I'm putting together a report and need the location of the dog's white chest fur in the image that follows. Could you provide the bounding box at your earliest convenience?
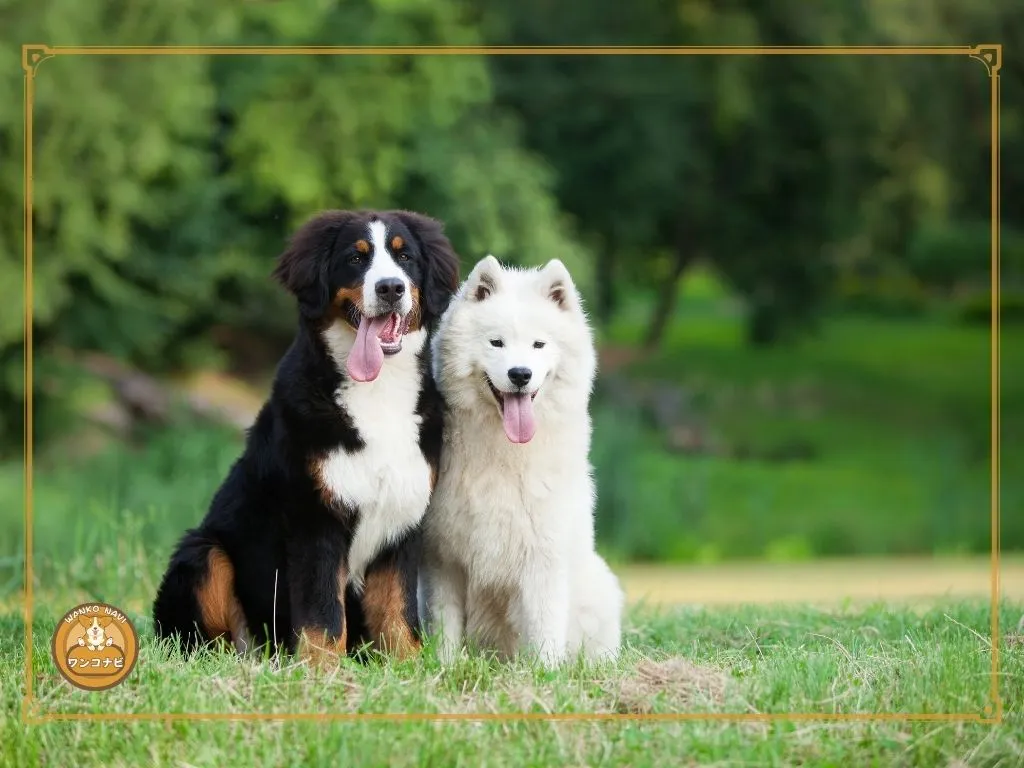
[320,322,432,589]
[430,426,591,578]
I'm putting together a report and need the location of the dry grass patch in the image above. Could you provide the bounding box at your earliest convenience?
[609,657,729,714]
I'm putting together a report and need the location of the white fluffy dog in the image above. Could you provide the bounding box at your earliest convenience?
[420,255,623,666]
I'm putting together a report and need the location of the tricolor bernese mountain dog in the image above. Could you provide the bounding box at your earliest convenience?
[152,209,460,665]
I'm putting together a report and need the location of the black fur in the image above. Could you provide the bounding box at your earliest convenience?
[152,209,460,659]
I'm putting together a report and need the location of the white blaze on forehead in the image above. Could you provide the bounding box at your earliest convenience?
[368,220,390,261]
[362,219,413,316]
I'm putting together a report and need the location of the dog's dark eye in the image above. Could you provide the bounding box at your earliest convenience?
[396,252,410,262]
[489,339,504,348]
[349,254,365,265]
[533,341,546,349]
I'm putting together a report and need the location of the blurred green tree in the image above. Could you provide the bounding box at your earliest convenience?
[477,0,868,345]
[2,0,1021,455]
[478,0,1022,344]
[0,0,590,454]
[0,1,236,452]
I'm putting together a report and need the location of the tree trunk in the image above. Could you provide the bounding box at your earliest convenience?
[643,249,694,350]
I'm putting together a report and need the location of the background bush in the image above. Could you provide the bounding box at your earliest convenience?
[2,0,1021,576]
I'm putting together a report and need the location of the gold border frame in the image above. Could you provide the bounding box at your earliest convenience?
[20,43,1003,725]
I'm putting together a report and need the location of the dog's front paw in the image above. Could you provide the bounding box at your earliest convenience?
[538,653,562,669]
[437,640,462,666]
[536,642,567,669]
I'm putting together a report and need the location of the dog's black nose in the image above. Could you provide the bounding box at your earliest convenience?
[507,367,532,388]
[375,277,406,305]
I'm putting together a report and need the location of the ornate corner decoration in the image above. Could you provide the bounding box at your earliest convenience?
[22,45,56,77]
[969,45,1002,78]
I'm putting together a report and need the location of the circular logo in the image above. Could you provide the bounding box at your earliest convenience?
[51,603,139,691]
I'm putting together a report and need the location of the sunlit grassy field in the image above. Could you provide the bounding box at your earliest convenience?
[5,598,1022,766]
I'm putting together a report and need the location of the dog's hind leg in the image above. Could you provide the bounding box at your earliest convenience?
[153,532,250,656]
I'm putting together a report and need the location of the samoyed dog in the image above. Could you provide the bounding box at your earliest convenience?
[420,255,623,666]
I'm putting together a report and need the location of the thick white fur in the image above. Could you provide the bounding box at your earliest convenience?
[421,256,624,666]
[321,321,432,592]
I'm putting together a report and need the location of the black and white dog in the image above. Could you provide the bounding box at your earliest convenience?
[153,209,460,664]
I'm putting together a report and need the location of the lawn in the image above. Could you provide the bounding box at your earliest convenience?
[4,599,1022,766]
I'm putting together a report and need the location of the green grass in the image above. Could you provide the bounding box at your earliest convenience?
[4,600,1022,766]
[0,420,245,599]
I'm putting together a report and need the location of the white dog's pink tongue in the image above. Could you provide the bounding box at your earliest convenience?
[346,315,390,382]
[502,393,536,444]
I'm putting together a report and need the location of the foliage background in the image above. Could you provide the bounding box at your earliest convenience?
[1,0,1022,588]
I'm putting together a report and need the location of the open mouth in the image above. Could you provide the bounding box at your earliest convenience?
[485,375,538,444]
[343,301,409,355]
[377,312,407,356]
[343,300,412,382]
[485,376,538,409]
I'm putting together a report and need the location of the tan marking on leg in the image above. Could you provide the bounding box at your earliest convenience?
[297,629,343,668]
[297,562,348,667]
[362,565,420,659]
[196,547,250,653]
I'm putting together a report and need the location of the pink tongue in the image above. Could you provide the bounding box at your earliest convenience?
[502,393,537,444]
[346,315,389,382]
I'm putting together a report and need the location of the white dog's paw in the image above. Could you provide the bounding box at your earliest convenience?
[536,643,568,669]
[587,645,619,665]
[538,653,562,669]
[437,641,462,666]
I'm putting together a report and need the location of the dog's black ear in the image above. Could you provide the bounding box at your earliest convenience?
[272,211,354,320]
[392,210,461,325]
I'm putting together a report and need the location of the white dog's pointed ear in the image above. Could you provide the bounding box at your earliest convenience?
[464,254,502,302]
[538,259,579,311]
